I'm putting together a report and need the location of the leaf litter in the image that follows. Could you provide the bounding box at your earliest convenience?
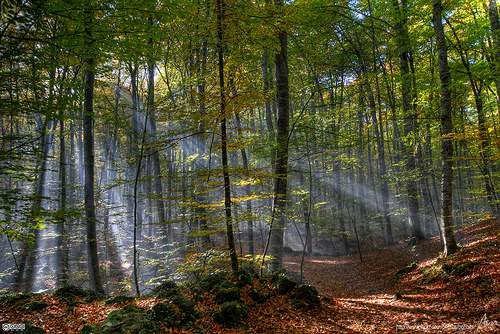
[1,220,499,333]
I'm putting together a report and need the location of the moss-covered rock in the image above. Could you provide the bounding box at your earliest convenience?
[93,306,153,334]
[291,285,320,309]
[151,303,177,325]
[235,270,253,287]
[194,273,226,295]
[25,301,48,311]
[0,293,34,309]
[151,296,200,328]
[215,281,240,304]
[22,321,46,334]
[78,324,97,334]
[53,285,104,303]
[85,289,105,302]
[248,289,267,303]
[54,285,88,300]
[395,263,418,279]
[214,301,249,328]
[105,295,135,305]
[153,280,179,298]
[452,261,480,277]
[270,274,297,295]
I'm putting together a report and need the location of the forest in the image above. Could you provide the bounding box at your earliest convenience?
[1,0,500,332]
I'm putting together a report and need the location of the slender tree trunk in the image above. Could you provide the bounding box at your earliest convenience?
[268,0,290,274]
[235,113,254,256]
[489,0,500,118]
[394,0,423,242]
[57,111,69,286]
[262,0,274,135]
[217,0,238,272]
[83,6,104,292]
[433,0,458,256]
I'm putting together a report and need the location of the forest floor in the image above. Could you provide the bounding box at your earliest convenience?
[1,219,500,333]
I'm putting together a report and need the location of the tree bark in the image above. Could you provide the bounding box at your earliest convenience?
[489,0,500,118]
[394,0,423,242]
[432,0,458,256]
[83,5,104,292]
[217,0,238,272]
[268,0,290,274]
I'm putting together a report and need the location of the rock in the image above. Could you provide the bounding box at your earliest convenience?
[25,301,48,311]
[151,303,176,325]
[194,273,225,295]
[452,261,480,277]
[248,289,267,303]
[78,324,97,334]
[291,285,320,309]
[213,301,249,328]
[235,270,253,287]
[93,306,152,334]
[395,263,418,279]
[271,274,297,295]
[54,286,87,300]
[151,296,200,328]
[23,321,46,334]
[153,280,179,298]
[105,295,135,305]
[215,281,240,304]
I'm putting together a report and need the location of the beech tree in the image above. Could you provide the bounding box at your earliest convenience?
[433,0,458,256]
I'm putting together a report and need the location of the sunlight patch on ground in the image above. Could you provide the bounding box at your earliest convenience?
[308,259,339,265]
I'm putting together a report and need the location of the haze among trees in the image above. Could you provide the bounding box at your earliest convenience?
[1,0,500,296]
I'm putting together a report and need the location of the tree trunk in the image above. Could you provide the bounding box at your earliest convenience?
[57,110,69,287]
[489,0,500,118]
[394,0,423,242]
[268,0,290,274]
[433,0,458,256]
[235,112,254,256]
[83,6,104,292]
[217,0,238,272]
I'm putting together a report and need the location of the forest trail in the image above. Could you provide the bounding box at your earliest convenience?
[1,220,499,333]
[279,219,500,333]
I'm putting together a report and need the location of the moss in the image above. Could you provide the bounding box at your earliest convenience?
[235,270,253,287]
[214,301,249,328]
[270,274,297,295]
[291,285,320,309]
[215,281,240,304]
[25,301,48,311]
[452,261,481,277]
[54,286,87,301]
[248,289,267,303]
[105,295,135,305]
[395,263,418,279]
[0,293,34,309]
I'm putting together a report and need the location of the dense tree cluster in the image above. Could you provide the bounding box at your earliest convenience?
[1,0,499,294]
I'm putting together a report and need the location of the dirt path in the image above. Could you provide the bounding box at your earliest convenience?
[279,220,500,333]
